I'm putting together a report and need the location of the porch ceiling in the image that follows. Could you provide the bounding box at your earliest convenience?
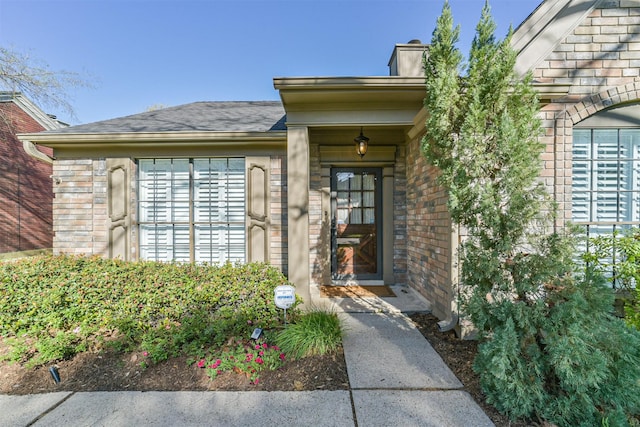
[309,126,408,147]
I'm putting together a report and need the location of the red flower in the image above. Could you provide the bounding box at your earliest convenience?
[197,359,206,368]
[279,353,286,361]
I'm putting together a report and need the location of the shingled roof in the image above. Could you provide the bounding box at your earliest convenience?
[43,101,286,134]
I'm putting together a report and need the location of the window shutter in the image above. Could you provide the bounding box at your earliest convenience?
[572,130,591,223]
[247,157,270,262]
[138,158,247,263]
[572,129,640,236]
[106,158,131,260]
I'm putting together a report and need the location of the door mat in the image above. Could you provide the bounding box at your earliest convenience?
[320,285,396,298]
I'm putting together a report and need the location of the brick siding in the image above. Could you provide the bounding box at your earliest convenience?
[52,159,97,255]
[308,144,326,286]
[53,156,289,270]
[393,147,409,285]
[405,134,453,320]
[270,155,288,274]
[0,102,53,253]
[534,0,640,224]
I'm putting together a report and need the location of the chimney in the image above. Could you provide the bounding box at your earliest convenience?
[388,39,428,77]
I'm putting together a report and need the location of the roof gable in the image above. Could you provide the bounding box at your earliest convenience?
[512,0,603,76]
[0,92,64,130]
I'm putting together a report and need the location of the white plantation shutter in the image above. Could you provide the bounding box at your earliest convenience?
[139,158,246,263]
[139,160,181,261]
[595,130,621,226]
[193,158,246,263]
[571,130,591,223]
[621,129,640,222]
[572,129,640,237]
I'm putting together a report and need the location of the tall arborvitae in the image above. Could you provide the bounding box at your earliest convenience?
[422,2,640,425]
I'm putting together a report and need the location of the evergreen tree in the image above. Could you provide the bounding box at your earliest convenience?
[422,2,640,425]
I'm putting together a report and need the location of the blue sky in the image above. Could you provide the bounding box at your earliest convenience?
[0,0,542,125]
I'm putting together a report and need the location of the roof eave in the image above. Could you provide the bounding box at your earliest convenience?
[274,76,426,111]
[18,130,287,147]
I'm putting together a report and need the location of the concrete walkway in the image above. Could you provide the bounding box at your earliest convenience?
[0,285,494,426]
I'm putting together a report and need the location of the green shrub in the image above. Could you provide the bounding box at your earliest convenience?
[582,228,640,330]
[0,254,299,367]
[474,270,640,426]
[422,3,640,425]
[275,307,343,360]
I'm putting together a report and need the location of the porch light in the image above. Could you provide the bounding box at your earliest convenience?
[354,127,369,158]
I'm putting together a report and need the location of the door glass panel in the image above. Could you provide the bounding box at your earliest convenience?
[363,208,375,224]
[363,174,374,190]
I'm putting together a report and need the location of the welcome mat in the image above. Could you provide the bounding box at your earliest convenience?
[320,285,396,298]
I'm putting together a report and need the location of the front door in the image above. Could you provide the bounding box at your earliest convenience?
[331,168,382,280]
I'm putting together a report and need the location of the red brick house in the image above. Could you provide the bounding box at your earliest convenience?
[17,0,640,326]
[0,92,62,253]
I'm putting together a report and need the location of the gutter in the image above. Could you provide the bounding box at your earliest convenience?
[22,139,54,165]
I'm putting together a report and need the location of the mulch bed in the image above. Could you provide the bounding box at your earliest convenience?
[1,313,539,426]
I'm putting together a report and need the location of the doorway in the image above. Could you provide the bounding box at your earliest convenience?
[331,168,382,281]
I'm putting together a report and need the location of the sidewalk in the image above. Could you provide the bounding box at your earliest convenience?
[0,285,494,426]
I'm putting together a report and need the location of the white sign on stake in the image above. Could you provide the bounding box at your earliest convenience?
[274,285,296,309]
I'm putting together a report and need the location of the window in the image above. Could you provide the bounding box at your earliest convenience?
[572,129,640,236]
[138,158,245,263]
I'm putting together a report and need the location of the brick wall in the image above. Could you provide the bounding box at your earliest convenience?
[52,159,97,255]
[52,156,289,270]
[270,155,288,274]
[534,1,640,223]
[0,102,53,253]
[393,147,408,285]
[405,134,453,320]
[308,144,326,285]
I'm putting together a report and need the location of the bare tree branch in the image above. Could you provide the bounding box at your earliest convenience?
[0,46,94,120]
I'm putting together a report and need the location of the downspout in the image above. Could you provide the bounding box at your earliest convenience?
[437,223,460,333]
[22,139,54,165]
[437,313,459,333]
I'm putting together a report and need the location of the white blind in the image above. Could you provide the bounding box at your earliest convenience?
[139,158,245,263]
[572,129,640,235]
